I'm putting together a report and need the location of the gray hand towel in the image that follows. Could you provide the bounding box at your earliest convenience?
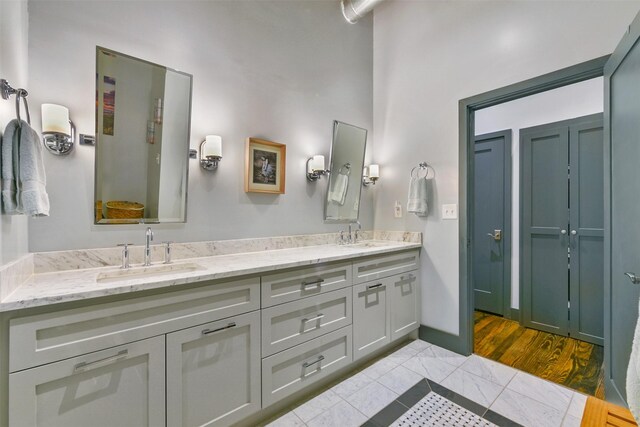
[1,119,20,214]
[329,173,349,206]
[407,176,428,216]
[18,120,49,217]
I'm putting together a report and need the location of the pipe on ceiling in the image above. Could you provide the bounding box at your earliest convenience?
[341,0,386,24]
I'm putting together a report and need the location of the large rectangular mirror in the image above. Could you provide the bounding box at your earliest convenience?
[95,47,193,224]
[324,121,367,223]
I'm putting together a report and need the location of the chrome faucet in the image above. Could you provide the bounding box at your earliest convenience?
[354,221,362,243]
[348,224,353,244]
[144,227,154,266]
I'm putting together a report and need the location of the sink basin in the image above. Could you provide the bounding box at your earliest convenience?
[96,262,204,283]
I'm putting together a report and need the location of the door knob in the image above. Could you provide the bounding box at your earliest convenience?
[487,230,502,241]
[571,230,577,236]
[625,272,640,284]
[561,229,567,235]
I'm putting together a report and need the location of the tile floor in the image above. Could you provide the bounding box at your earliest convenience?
[264,339,588,427]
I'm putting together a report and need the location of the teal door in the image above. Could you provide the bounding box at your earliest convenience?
[521,114,604,342]
[473,131,511,316]
[569,117,605,346]
[521,124,570,336]
[605,12,640,405]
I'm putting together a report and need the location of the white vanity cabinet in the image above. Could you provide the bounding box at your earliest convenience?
[389,272,421,340]
[4,247,421,427]
[9,336,166,427]
[166,311,261,427]
[352,252,421,360]
[353,279,391,361]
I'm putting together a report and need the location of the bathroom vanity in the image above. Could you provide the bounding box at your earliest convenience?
[0,237,421,427]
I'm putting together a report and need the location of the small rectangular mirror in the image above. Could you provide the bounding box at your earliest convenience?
[94,47,193,224]
[324,121,368,223]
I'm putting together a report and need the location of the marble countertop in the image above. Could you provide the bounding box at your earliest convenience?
[0,241,421,312]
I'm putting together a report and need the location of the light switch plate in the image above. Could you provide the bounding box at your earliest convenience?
[442,204,457,220]
[394,201,402,218]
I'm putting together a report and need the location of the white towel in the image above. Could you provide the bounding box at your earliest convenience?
[1,119,20,214]
[407,176,428,216]
[329,173,349,206]
[18,120,49,216]
[627,298,640,422]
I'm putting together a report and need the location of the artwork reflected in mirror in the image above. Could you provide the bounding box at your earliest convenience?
[324,121,367,223]
[94,47,193,224]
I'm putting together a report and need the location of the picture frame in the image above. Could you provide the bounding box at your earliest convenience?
[245,137,286,194]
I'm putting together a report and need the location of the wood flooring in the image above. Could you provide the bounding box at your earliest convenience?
[581,396,637,426]
[474,311,605,398]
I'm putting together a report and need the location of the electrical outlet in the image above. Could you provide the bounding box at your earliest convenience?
[394,201,402,218]
[442,204,457,220]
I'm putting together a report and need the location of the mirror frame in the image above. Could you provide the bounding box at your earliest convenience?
[323,120,368,224]
[94,46,194,225]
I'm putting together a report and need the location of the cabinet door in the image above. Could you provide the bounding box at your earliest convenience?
[166,311,261,427]
[9,336,165,427]
[389,272,421,340]
[352,279,390,361]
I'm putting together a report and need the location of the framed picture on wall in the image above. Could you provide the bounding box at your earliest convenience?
[245,138,286,194]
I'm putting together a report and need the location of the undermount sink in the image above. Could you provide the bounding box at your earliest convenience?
[346,241,392,248]
[96,262,204,283]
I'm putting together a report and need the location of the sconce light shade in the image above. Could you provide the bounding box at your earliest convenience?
[306,154,329,182]
[204,135,222,157]
[200,135,222,171]
[363,163,380,186]
[41,103,74,155]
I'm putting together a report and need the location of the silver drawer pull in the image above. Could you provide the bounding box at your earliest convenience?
[301,313,325,323]
[302,355,325,368]
[367,283,384,290]
[202,322,236,335]
[302,278,325,288]
[73,349,128,373]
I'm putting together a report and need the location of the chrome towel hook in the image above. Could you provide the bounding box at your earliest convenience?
[410,161,434,179]
[1,79,31,125]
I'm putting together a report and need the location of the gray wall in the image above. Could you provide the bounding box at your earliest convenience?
[372,0,640,335]
[26,0,374,252]
[0,0,29,265]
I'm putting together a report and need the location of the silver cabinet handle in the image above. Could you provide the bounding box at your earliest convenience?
[302,278,324,288]
[561,229,567,235]
[367,283,384,290]
[625,272,640,284]
[74,349,128,373]
[571,230,577,236]
[302,313,324,323]
[202,322,236,335]
[302,355,325,368]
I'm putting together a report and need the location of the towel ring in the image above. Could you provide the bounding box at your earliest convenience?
[410,162,433,180]
[339,163,351,175]
[16,90,31,125]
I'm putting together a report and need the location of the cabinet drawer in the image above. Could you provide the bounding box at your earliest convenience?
[262,288,352,356]
[9,277,260,372]
[353,250,419,284]
[262,326,352,407]
[9,336,165,427]
[261,261,352,307]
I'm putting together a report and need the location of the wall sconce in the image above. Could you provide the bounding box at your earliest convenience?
[363,164,379,186]
[306,155,329,182]
[41,103,75,155]
[199,135,222,171]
